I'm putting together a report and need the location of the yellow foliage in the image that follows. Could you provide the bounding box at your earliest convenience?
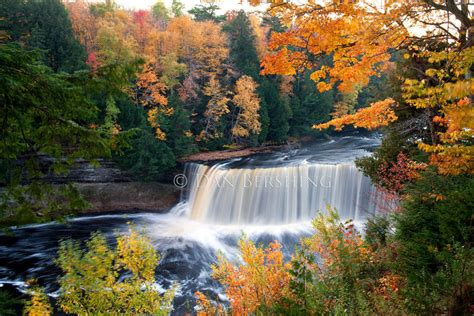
[231,76,262,139]
[201,74,230,140]
[164,16,229,77]
[404,49,474,175]
[314,98,398,131]
[259,1,406,93]
[136,64,173,141]
[24,283,52,316]
[56,228,175,315]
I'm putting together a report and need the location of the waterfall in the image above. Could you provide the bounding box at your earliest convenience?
[179,162,380,225]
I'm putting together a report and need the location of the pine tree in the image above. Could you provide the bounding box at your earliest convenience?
[224,10,261,81]
[1,0,87,72]
[260,78,291,142]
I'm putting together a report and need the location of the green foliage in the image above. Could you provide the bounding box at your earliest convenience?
[0,290,21,316]
[355,131,407,185]
[113,97,177,181]
[223,10,260,81]
[395,170,474,314]
[364,216,392,250]
[0,43,110,225]
[90,0,116,17]
[188,3,225,23]
[163,93,197,157]
[171,0,184,17]
[116,128,175,181]
[289,71,334,137]
[260,79,291,142]
[0,0,86,72]
[152,0,170,22]
[56,229,175,315]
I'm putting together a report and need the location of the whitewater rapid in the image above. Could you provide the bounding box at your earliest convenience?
[0,135,382,314]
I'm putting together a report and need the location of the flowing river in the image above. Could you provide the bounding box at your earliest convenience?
[0,135,382,313]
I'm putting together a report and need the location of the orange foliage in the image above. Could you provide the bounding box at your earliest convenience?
[403,49,474,175]
[136,64,168,107]
[65,0,97,53]
[194,291,225,316]
[136,64,171,140]
[259,1,408,93]
[253,1,472,176]
[314,98,397,131]
[211,239,291,314]
[163,17,229,77]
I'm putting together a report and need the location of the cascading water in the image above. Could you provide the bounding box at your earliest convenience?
[179,162,378,225]
[0,135,383,314]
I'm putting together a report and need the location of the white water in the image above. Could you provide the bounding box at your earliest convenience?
[174,160,380,225]
[0,136,383,313]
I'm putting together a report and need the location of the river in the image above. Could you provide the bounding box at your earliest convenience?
[0,135,382,314]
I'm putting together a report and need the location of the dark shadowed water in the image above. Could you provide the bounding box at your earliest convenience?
[0,135,380,314]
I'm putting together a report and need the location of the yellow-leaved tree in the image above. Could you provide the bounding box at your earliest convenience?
[55,228,175,315]
[23,281,52,316]
[200,74,231,140]
[231,76,262,141]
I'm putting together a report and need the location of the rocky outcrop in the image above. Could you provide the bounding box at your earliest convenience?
[38,157,132,183]
[14,156,181,213]
[77,182,180,213]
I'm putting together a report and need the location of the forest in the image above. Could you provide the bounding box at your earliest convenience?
[0,0,472,315]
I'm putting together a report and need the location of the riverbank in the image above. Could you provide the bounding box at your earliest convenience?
[179,140,304,163]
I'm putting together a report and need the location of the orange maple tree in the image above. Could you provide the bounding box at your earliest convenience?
[249,0,473,175]
[210,239,291,314]
[314,98,398,131]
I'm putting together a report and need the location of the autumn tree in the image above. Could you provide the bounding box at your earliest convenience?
[164,16,229,78]
[56,228,175,314]
[252,0,473,175]
[65,0,97,54]
[135,64,171,141]
[211,238,291,314]
[231,76,262,141]
[95,10,138,64]
[200,75,231,140]
[24,284,52,316]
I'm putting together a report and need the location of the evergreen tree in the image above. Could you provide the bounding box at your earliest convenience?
[260,79,291,142]
[0,0,86,72]
[114,97,176,181]
[171,0,184,17]
[188,2,225,23]
[290,71,334,136]
[163,92,196,157]
[223,10,260,81]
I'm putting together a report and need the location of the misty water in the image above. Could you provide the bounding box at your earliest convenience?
[0,135,382,313]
